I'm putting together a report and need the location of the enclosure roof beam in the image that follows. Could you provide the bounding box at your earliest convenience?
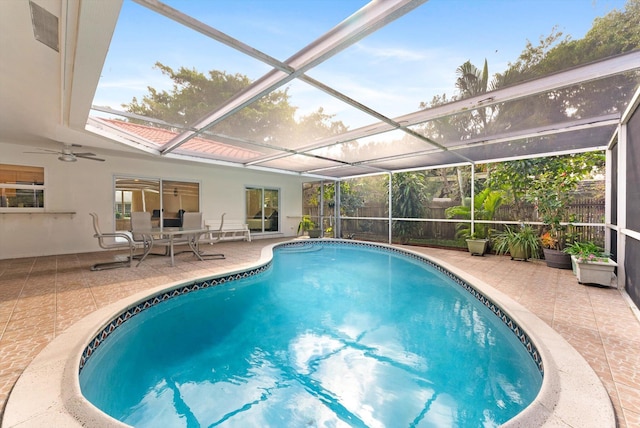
[133,0,428,155]
[299,50,640,154]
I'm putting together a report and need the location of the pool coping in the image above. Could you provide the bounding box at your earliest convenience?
[2,240,615,427]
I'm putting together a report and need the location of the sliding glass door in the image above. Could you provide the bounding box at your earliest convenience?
[246,187,279,233]
[162,180,200,227]
[114,177,199,231]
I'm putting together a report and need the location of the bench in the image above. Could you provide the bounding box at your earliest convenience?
[205,213,251,243]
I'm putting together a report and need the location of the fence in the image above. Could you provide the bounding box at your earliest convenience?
[309,195,606,248]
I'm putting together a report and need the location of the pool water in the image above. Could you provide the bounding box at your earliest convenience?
[80,243,542,427]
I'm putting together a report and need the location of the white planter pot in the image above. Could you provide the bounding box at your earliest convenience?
[571,255,617,286]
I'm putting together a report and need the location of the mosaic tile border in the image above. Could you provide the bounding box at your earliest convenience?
[80,240,543,377]
[279,240,544,376]
[79,263,271,372]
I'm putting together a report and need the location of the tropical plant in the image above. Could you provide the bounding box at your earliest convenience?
[493,225,542,261]
[445,188,503,239]
[297,215,315,235]
[390,172,428,243]
[527,176,576,250]
[564,241,610,263]
[454,59,498,133]
[488,153,604,225]
[523,154,602,250]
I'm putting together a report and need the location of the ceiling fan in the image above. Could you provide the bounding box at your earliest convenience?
[24,143,105,162]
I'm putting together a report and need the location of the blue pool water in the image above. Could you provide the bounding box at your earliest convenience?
[80,242,542,427]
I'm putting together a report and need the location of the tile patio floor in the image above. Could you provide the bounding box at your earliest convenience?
[0,239,638,427]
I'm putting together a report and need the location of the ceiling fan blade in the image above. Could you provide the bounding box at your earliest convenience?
[24,149,59,154]
[72,152,96,156]
[75,154,105,162]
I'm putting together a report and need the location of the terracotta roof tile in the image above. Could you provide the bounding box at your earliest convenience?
[101,119,261,161]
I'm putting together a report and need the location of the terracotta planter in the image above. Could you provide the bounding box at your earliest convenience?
[543,248,572,269]
[571,255,617,286]
[466,239,488,256]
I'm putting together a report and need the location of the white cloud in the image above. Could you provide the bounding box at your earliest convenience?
[354,42,430,63]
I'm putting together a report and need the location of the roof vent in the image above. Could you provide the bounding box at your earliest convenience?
[29,1,59,52]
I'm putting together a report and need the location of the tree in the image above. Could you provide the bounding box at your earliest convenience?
[294,107,349,143]
[320,181,366,217]
[419,0,639,146]
[416,0,634,224]
[390,172,428,243]
[125,63,259,129]
[486,152,605,224]
[454,59,498,136]
[123,62,347,145]
[494,0,640,126]
[414,59,498,204]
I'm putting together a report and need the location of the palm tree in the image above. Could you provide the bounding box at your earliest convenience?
[454,59,497,135]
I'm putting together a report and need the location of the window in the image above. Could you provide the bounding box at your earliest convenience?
[114,190,133,218]
[0,164,45,209]
[246,187,279,233]
[114,177,199,230]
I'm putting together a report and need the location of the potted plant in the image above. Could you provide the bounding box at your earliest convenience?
[464,232,489,256]
[540,230,573,269]
[493,224,541,261]
[564,241,617,286]
[297,215,321,238]
[324,226,334,238]
[526,170,579,269]
[445,188,503,256]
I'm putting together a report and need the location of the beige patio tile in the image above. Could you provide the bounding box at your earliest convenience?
[3,314,55,336]
[0,241,639,426]
[7,305,52,322]
[624,408,640,428]
[617,382,640,416]
[601,340,640,389]
[56,288,93,305]
[0,284,23,301]
[0,369,22,412]
[0,333,53,369]
[601,378,626,428]
[56,307,97,333]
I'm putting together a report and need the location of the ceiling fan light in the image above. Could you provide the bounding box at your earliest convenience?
[58,154,76,162]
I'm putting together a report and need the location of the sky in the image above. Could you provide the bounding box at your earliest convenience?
[94,0,629,131]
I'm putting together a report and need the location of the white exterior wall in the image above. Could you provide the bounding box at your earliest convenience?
[0,141,306,259]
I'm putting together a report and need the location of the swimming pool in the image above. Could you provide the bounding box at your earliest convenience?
[79,241,543,427]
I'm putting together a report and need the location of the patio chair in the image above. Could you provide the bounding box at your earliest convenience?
[180,212,225,260]
[89,212,135,271]
[130,211,170,265]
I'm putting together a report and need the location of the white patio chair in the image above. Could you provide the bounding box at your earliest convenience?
[180,212,225,260]
[89,212,135,270]
[130,211,170,265]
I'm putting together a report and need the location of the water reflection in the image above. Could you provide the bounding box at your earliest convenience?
[82,244,541,427]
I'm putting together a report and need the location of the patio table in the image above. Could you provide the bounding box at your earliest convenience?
[134,227,210,266]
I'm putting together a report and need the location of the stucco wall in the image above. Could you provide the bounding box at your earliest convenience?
[0,141,306,259]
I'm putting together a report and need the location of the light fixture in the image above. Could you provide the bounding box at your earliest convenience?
[58,154,77,162]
